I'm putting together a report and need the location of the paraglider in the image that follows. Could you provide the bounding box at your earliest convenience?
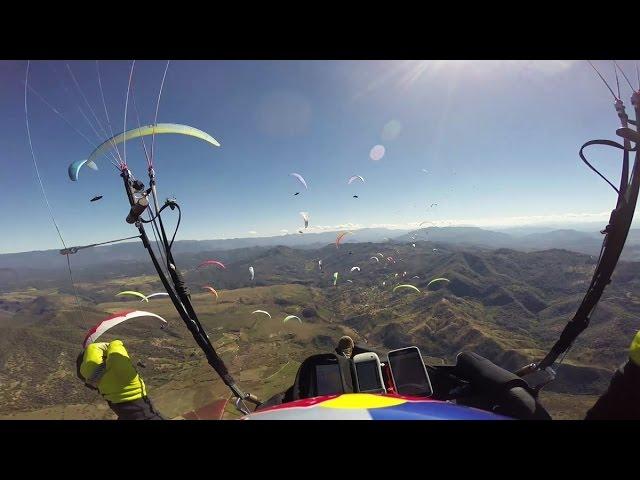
[347,175,365,184]
[116,291,149,302]
[90,195,103,202]
[249,266,255,281]
[427,277,450,289]
[283,315,302,325]
[146,292,169,300]
[83,310,167,348]
[333,272,339,286]
[252,310,271,319]
[393,284,421,294]
[294,192,300,196]
[68,160,98,182]
[347,279,353,283]
[430,203,438,208]
[300,212,309,228]
[350,266,360,273]
[290,173,308,190]
[335,231,351,248]
[412,243,416,248]
[318,259,323,271]
[433,248,439,253]
[377,253,385,258]
[69,123,221,181]
[197,260,226,270]
[370,256,379,262]
[202,286,219,300]
[353,195,359,198]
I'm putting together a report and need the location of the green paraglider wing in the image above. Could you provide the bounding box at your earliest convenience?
[69,123,221,181]
[116,291,149,302]
[427,277,450,289]
[393,284,421,294]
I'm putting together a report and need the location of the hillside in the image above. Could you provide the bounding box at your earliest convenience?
[1,241,639,419]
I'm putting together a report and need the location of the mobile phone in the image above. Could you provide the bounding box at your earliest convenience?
[387,346,433,397]
[353,352,386,394]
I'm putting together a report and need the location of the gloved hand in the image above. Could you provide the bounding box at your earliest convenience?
[629,330,640,367]
[77,340,147,404]
[585,329,640,419]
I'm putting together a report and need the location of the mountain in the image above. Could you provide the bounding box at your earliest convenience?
[2,240,640,419]
[4,226,640,291]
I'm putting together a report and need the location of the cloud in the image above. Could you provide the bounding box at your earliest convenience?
[329,212,612,233]
[280,229,289,234]
[308,223,364,232]
[248,231,257,235]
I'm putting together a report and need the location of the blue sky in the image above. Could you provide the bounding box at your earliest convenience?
[0,60,637,254]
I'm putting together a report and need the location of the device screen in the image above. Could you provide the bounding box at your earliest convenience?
[315,363,343,396]
[355,360,383,392]
[388,348,433,396]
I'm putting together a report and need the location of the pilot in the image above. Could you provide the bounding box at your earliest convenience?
[77,340,164,420]
[336,335,355,359]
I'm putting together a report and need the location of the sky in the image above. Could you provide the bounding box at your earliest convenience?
[0,59,638,254]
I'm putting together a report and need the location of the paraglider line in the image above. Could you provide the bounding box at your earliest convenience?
[25,60,86,324]
[150,60,170,166]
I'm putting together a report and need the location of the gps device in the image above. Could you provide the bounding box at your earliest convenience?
[353,352,386,394]
[387,346,433,397]
[314,361,344,396]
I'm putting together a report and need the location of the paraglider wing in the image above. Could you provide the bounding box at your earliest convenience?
[197,260,226,270]
[335,231,351,248]
[146,292,169,300]
[300,212,309,228]
[350,266,360,272]
[333,272,339,286]
[318,259,323,271]
[283,315,302,325]
[251,310,272,319]
[69,159,94,181]
[90,195,103,202]
[83,310,167,348]
[69,123,221,181]
[347,175,365,184]
[290,173,308,190]
[393,284,421,294]
[249,266,255,281]
[427,277,450,289]
[116,291,149,302]
[377,253,385,258]
[370,256,379,262]
[202,286,219,300]
[347,279,353,283]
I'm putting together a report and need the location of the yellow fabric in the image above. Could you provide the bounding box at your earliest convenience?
[319,393,406,409]
[88,123,220,166]
[630,330,640,367]
[80,340,146,404]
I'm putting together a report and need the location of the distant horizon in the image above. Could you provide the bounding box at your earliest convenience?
[0,218,625,256]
